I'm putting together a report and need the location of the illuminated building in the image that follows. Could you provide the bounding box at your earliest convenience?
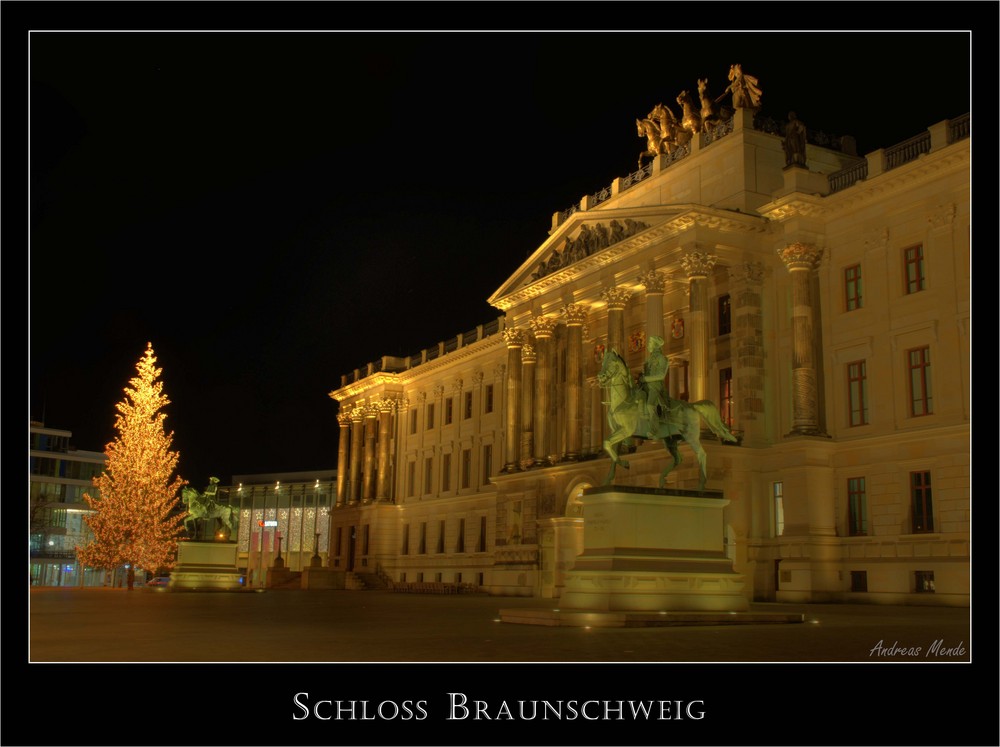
[327,107,970,605]
[29,421,106,587]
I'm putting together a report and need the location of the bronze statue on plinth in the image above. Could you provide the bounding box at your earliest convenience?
[597,338,736,490]
[181,477,237,541]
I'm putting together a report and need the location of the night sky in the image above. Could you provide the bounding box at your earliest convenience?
[25,23,975,488]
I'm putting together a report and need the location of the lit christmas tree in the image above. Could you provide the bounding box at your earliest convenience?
[77,343,187,590]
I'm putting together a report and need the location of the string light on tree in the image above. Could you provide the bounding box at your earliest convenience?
[76,343,187,590]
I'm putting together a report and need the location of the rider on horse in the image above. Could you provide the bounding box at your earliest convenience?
[636,335,678,439]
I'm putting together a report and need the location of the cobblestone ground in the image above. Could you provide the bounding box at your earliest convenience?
[28,588,972,663]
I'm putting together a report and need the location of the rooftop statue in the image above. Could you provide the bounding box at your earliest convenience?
[676,90,703,138]
[636,116,667,168]
[783,111,808,167]
[719,63,762,111]
[182,476,238,540]
[697,78,732,132]
[597,341,737,491]
[649,102,690,154]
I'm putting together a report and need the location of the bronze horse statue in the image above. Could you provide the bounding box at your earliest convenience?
[636,117,667,168]
[182,477,237,539]
[676,90,703,139]
[597,349,736,490]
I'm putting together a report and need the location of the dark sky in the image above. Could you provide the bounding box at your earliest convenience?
[24,22,975,488]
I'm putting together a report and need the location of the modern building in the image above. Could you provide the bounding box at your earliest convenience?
[326,92,970,606]
[29,421,107,587]
[220,470,336,584]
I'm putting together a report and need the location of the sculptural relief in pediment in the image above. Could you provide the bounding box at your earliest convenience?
[528,218,649,285]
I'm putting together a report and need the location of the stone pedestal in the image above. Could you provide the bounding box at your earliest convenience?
[499,487,805,628]
[171,541,244,591]
[558,486,748,612]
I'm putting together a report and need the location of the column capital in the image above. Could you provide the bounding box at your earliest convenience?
[521,342,536,363]
[637,269,667,294]
[778,242,823,270]
[432,383,446,398]
[529,315,557,338]
[502,328,526,348]
[680,252,718,279]
[337,411,353,426]
[375,396,397,414]
[600,286,633,310]
[415,391,427,404]
[363,403,378,419]
[451,378,464,393]
[562,303,589,326]
[350,407,365,423]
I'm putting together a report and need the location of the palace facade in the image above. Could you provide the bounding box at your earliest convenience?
[326,102,970,606]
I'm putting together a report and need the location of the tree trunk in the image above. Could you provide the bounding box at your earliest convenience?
[127,566,135,591]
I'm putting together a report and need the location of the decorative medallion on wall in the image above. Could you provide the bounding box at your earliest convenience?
[671,317,685,339]
[628,330,646,353]
[594,343,606,362]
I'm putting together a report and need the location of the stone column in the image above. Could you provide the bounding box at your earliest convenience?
[779,242,825,435]
[562,303,588,461]
[680,252,717,402]
[501,328,525,473]
[520,341,536,468]
[336,411,351,507]
[375,397,395,501]
[729,262,766,442]
[361,405,378,502]
[601,286,632,356]
[348,408,364,504]
[530,315,556,465]
[637,269,667,342]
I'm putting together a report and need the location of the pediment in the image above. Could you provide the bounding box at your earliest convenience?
[489,213,657,308]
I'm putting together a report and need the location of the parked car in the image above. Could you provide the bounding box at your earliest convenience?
[147,576,170,587]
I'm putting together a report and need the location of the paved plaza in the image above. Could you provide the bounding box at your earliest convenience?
[28,587,972,663]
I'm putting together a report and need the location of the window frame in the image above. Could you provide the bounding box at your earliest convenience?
[903,244,926,294]
[847,476,867,536]
[847,359,869,427]
[910,471,933,533]
[717,294,732,336]
[906,346,933,417]
[844,263,863,311]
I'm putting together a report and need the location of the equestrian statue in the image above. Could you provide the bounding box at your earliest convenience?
[182,476,238,540]
[597,336,736,490]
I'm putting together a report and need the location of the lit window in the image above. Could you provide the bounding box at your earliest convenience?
[904,245,926,294]
[907,347,932,417]
[847,360,869,426]
[719,367,733,427]
[915,570,935,593]
[844,264,862,310]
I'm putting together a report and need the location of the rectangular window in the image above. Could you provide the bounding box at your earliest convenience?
[719,367,733,428]
[904,245,926,294]
[423,456,433,494]
[717,294,732,335]
[441,453,451,492]
[482,444,493,484]
[461,449,471,489]
[478,516,487,552]
[426,403,435,430]
[464,391,473,419]
[362,524,370,555]
[457,518,465,553]
[409,409,417,434]
[850,571,868,593]
[419,522,427,554]
[484,384,494,414]
[406,462,416,497]
[847,360,869,426]
[907,347,932,416]
[911,471,933,533]
[773,481,784,537]
[401,524,409,555]
[847,477,867,536]
[436,520,445,553]
[844,264,863,311]
[444,397,453,425]
[915,570,935,593]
